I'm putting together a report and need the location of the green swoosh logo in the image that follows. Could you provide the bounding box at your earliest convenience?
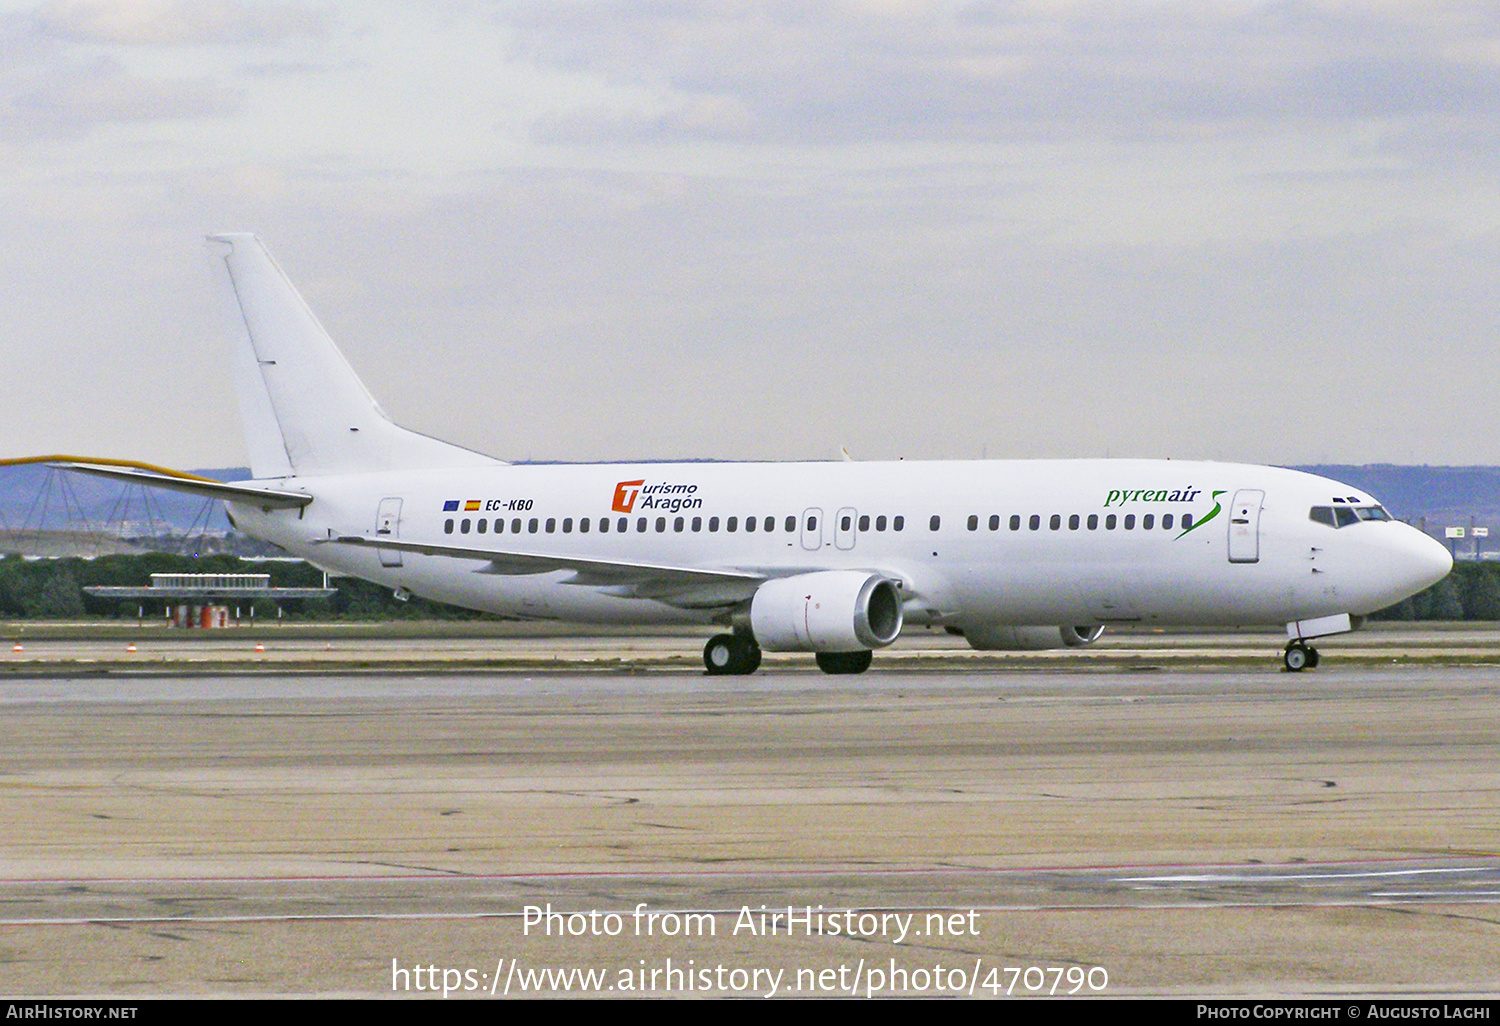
[1176,490,1225,540]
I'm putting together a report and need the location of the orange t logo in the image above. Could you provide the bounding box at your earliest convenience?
[612,480,645,513]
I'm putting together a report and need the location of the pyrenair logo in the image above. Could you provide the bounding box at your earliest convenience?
[1101,486,1225,540]
[1103,487,1203,508]
[611,480,702,514]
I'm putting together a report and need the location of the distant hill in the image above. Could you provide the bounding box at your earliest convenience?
[1289,465,1500,529]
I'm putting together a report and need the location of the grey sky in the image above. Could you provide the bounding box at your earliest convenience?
[2,0,1497,468]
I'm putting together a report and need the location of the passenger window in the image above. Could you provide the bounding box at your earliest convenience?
[1029,515,1040,531]
[444,519,454,534]
[894,516,905,531]
[1162,514,1173,530]
[529,518,539,533]
[1087,514,1098,530]
[807,516,818,532]
[495,518,505,534]
[876,515,887,531]
[1068,514,1080,530]
[1049,514,1061,530]
[656,517,667,532]
[599,517,609,534]
[708,517,719,532]
[546,518,556,533]
[967,515,978,531]
[1142,514,1154,530]
[673,517,683,532]
[842,515,852,531]
[562,518,572,533]
[1181,514,1192,530]
[858,515,869,532]
[461,519,471,534]
[746,517,757,533]
[513,519,523,533]
[785,516,796,532]
[617,517,628,532]
[477,518,487,533]
[930,515,941,531]
[727,516,738,532]
[1124,514,1135,529]
[636,517,646,532]
[1106,514,1117,530]
[765,517,775,532]
[1010,515,1020,531]
[989,515,1000,531]
[580,518,590,533]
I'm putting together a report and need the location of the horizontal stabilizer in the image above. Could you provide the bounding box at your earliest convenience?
[55,461,312,510]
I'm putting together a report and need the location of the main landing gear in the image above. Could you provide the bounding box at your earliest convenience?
[702,636,876,675]
[1283,641,1321,672]
[704,634,761,675]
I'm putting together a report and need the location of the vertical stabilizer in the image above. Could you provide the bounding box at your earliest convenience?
[206,233,499,478]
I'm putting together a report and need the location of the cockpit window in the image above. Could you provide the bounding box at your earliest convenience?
[1311,504,1392,527]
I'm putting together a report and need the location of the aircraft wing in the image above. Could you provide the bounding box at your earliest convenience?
[325,535,767,608]
[52,461,313,509]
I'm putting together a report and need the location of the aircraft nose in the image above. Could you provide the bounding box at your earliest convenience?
[1392,525,1453,594]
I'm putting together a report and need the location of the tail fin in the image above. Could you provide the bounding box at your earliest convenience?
[206,233,500,478]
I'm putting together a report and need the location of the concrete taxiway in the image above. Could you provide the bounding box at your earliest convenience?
[0,628,1497,997]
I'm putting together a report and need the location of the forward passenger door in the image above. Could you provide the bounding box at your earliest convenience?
[1227,489,1264,564]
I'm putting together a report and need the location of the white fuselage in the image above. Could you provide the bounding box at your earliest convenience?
[228,458,1452,632]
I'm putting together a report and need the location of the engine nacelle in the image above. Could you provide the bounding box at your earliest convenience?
[749,571,903,652]
[961,624,1106,651]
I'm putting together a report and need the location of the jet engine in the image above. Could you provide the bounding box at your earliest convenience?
[960,624,1106,651]
[748,571,903,652]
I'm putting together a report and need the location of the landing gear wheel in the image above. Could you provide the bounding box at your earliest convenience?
[1283,642,1312,672]
[815,650,873,675]
[1306,646,1320,668]
[703,634,762,675]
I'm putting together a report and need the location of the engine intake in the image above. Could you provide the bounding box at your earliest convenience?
[749,571,903,652]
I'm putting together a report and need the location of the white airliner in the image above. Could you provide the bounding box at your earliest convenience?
[58,235,1452,674]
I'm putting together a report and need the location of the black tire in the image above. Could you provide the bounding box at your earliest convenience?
[704,634,762,675]
[1283,644,1309,672]
[736,636,763,675]
[815,649,873,675]
[1306,647,1320,668]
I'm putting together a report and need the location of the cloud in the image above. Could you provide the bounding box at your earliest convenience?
[0,10,243,138]
[504,0,1500,145]
[6,54,236,130]
[31,0,326,46]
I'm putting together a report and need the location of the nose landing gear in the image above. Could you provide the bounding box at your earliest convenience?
[1283,641,1321,672]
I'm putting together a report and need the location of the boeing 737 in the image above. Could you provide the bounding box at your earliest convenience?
[55,234,1452,674]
